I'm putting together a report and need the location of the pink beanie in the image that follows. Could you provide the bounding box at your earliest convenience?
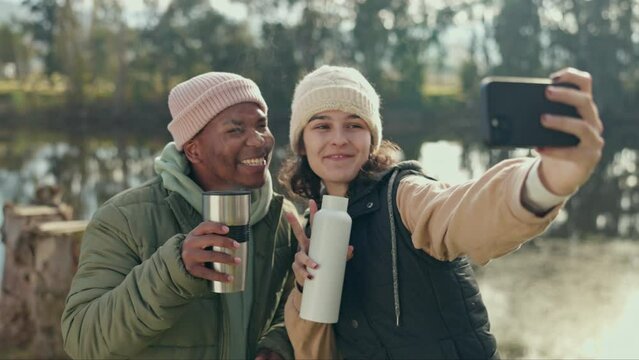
[167,72,268,150]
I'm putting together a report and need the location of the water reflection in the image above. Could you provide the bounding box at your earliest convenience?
[478,240,639,358]
[584,286,639,358]
[420,141,476,184]
[0,140,163,219]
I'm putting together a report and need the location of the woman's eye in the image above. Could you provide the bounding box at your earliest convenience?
[228,127,243,133]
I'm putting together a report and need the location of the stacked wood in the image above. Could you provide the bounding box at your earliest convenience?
[0,204,87,359]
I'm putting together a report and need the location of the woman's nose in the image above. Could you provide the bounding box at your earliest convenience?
[330,129,348,146]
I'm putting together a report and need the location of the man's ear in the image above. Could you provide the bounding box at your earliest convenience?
[182,139,202,164]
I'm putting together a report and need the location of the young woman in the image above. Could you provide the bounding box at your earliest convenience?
[278,65,604,359]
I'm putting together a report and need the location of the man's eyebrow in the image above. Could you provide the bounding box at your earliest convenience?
[224,116,267,125]
[222,118,244,126]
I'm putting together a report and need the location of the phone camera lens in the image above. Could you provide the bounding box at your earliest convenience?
[491,116,512,145]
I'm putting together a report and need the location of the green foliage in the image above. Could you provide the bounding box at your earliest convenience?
[3,0,637,148]
[0,25,16,65]
[21,0,60,77]
[258,21,300,126]
[459,56,479,96]
[494,0,543,76]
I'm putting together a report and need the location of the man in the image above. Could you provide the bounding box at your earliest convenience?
[61,72,298,359]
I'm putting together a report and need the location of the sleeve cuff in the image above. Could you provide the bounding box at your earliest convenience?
[522,159,569,214]
[158,233,210,298]
[291,287,303,312]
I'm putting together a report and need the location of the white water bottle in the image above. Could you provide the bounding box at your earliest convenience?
[300,195,352,323]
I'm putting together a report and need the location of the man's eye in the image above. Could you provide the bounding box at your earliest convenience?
[228,127,243,133]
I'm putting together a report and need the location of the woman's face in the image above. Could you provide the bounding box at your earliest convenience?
[301,110,372,196]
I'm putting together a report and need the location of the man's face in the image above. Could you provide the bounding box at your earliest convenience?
[184,102,274,191]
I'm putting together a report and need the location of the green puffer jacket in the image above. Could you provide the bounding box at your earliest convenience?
[61,176,297,359]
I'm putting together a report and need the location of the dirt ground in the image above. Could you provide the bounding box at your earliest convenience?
[475,238,639,359]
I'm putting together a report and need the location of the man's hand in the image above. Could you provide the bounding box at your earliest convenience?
[536,67,605,196]
[181,221,241,282]
[255,348,283,360]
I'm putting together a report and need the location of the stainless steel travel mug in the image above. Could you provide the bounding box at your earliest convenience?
[202,190,251,293]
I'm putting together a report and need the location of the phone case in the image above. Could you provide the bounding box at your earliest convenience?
[480,77,581,147]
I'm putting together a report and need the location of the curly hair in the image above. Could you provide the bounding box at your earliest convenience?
[277,140,403,203]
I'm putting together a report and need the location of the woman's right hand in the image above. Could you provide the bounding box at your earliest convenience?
[285,199,353,289]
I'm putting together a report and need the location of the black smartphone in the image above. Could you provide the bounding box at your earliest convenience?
[480,76,581,147]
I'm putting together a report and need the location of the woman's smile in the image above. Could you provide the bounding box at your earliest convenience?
[324,153,354,160]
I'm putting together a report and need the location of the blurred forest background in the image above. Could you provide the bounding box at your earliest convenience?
[0,0,637,236]
[0,0,638,236]
[0,0,638,358]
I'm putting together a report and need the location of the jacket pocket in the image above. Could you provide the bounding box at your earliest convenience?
[152,298,220,347]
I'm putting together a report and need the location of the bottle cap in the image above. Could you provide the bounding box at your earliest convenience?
[322,195,349,211]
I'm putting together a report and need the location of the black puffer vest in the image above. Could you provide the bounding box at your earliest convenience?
[333,161,498,359]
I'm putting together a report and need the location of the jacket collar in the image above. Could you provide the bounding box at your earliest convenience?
[346,161,424,218]
[165,190,201,234]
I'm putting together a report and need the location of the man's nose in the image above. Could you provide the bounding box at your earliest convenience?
[246,130,266,146]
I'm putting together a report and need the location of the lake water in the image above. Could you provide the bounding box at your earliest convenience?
[477,239,639,358]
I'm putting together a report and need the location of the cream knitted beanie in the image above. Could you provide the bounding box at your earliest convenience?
[289,65,382,154]
[167,72,268,151]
